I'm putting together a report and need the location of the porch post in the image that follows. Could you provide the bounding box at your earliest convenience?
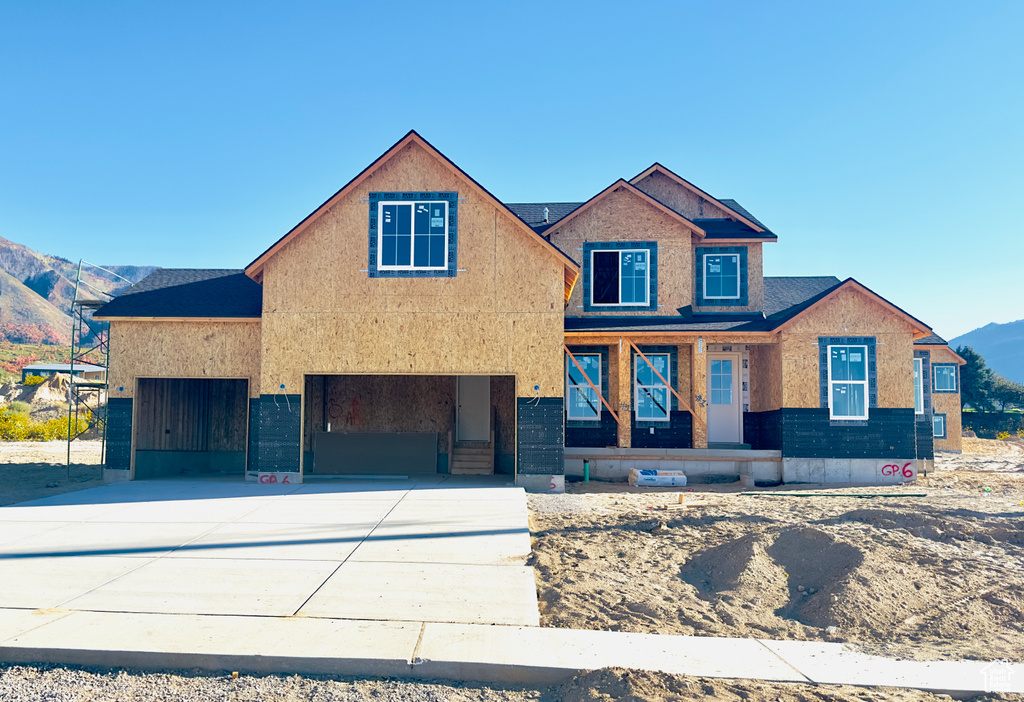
[691,342,708,448]
[616,339,632,448]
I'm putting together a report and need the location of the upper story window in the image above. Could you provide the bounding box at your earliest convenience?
[703,253,740,300]
[695,246,748,307]
[367,192,458,278]
[828,344,869,420]
[582,241,658,312]
[933,364,959,393]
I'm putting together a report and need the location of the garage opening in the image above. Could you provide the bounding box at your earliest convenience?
[134,378,249,479]
[303,375,515,476]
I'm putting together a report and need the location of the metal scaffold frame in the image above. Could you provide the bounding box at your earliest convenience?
[66,261,133,466]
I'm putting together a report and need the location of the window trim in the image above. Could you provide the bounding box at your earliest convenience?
[589,248,650,307]
[694,245,748,307]
[581,241,658,312]
[702,253,741,300]
[933,363,959,393]
[376,200,449,272]
[933,413,947,439]
[565,353,602,422]
[827,344,870,420]
[634,353,671,422]
[367,191,459,278]
[913,358,924,415]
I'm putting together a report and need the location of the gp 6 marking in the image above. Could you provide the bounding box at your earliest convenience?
[881,462,915,479]
[258,473,292,484]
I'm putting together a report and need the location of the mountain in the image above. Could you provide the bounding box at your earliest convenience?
[950,319,1024,383]
[0,235,157,344]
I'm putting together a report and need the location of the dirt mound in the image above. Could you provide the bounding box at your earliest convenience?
[559,668,959,702]
[17,373,70,406]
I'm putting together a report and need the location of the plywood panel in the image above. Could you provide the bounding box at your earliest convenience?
[780,287,916,409]
[749,342,782,412]
[632,171,734,221]
[549,186,694,316]
[259,141,565,400]
[108,321,261,400]
[933,392,962,451]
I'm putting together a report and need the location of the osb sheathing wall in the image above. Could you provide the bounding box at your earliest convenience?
[749,342,783,412]
[693,242,765,314]
[779,288,915,409]
[548,186,695,316]
[259,141,565,397]
[928,346,963,451]
[107,321,262,400]
[632,172,734,220]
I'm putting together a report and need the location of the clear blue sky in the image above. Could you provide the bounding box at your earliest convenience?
[1,1,1021,339]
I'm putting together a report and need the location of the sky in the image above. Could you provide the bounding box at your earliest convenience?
[1,1,1021,339]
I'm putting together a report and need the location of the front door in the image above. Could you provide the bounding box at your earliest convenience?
[706,354,741,444]
[457,376,490,441]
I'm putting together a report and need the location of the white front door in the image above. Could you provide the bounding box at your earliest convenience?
[706,354,741,444]
[457,376,490,441]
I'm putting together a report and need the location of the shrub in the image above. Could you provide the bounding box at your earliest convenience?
[23,374,46,386]
[996,431,1011,440]
[9,401,30,414]
[0,409,90,441]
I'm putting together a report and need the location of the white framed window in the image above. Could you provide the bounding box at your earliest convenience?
[635,354,670,421]
[933,364,958,392]
[377,200,448,270]
[913,358,924,414]
[828,345,868,420]
[933,413,946,439]
[566,354,601,421]
[591,249,649,306]
[703,253,740,300]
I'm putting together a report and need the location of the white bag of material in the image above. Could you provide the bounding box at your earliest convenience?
[628,469,687,487]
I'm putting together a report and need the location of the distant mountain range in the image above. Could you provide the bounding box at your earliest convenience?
[0,235,156,344]
[950,319,1024,384]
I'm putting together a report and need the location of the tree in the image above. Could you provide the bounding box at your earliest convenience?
[992,374,1024,411]
[957,345,996,411]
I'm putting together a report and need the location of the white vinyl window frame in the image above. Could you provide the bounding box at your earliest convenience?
[702,252,741,300]
[827,344,869,420]
[589,248,650,307]
[565,353,602,421]
[913,358,924,415]
[376,200,449,271]
[933,413,946,439]
[634,354,671,422]
[933,364,958,392]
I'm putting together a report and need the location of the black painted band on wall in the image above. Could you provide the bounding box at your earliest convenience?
[631,411,692,449]
[105,397,133,471]
[517,397,564,476]
[253,394,302,473]
[744,407,916,458]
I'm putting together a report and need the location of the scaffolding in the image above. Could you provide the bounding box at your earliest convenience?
[66,261,134,466]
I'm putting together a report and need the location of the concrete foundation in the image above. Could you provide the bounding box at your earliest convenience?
[515,475,565,493]
[782,457,918,485]
[564,448,783,484]
[102,469,130,483]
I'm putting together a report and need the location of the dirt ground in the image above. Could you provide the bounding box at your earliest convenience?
[0,665,1018,702]
[0,440,103,506]
[529,439,1024,664]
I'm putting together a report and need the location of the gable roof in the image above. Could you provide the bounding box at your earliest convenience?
[93,269,263,320]
[773,277,933,338]
[630,163,771,235]
[538,179,706,240]
[244,131,579,297]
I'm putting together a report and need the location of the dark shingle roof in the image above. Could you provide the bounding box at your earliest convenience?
[915,333,948,345]
[692,218,776,240]
[504,202,583,233]
[719,199,770,231]
[94,269,262,319]
[564,277,846,334]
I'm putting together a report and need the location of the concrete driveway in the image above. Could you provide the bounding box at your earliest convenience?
[0,476,538,626]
